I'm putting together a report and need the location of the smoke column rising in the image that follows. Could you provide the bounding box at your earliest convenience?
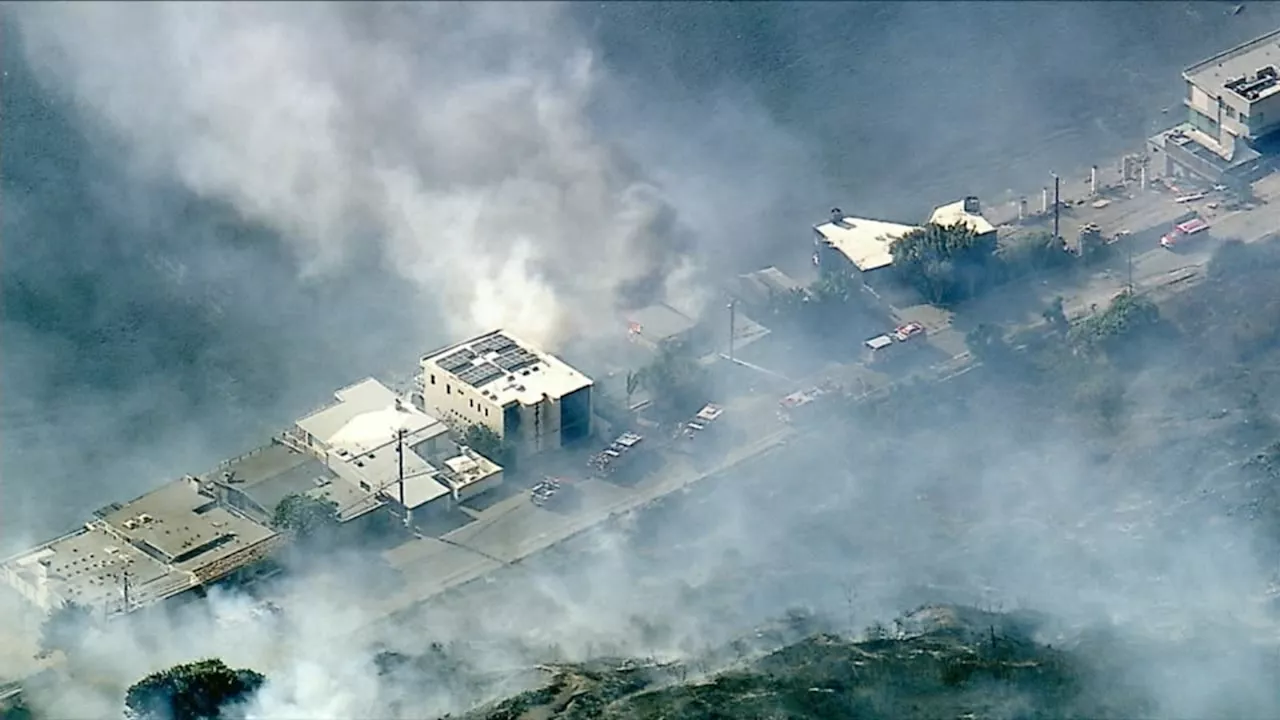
[11,1,703,348]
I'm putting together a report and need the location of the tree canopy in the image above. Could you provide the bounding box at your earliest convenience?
[636,340,711,423]
[125,659,265,720]
[890,222,999,305]
[998,230,1070,278]
[271,493,339,540]
[462,423,513,468]
[1067,291,1160,355]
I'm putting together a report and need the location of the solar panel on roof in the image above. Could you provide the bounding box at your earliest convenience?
[457,362,504,388]
[438,349,476,372]
[471,334,517,356]
[494,347,540,373]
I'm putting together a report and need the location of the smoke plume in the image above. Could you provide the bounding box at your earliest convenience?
[11,1,705,348]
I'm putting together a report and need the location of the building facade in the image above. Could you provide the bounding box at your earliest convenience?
[1153,28,1280,184]
[813,209,920,278]
[2,475,283,618]
[283,377,502,520]
[417,330,594,455]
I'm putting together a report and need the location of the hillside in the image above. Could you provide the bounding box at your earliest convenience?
[464,605,1150,720]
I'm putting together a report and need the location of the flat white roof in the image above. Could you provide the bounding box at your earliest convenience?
[2,524,182,613]
[297,378,448,455]
[207,443,385,523]
[1185,28,1280,102]
[99,478,278,568]
[814,216,920,272]
[929,200,996,236]
[442,450,501,489]
[326,440,451,510]
[422,330,593,408]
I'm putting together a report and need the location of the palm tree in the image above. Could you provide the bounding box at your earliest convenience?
[625,370,642,408]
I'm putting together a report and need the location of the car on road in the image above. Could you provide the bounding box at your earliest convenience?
[892,321,926,342]
[1160,217,1210,250]
[531,477,564,506]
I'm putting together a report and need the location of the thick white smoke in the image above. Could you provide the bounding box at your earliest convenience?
[12,2,702,348]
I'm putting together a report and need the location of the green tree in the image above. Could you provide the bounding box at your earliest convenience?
[462,423,514,468]
[998,230,1069,278]
[625,370,642,408]
[890,222,998,304]
[38,600,93,658]
[1067,291,1160,355]
[637,340,711,422]
[125,659,265,720]
[1078,224,1108,264]
[270,493,339,540]
[1042,296,1069,334]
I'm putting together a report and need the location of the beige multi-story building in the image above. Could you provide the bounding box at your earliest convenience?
[416,330,594,456]
[1151,28,1280,183]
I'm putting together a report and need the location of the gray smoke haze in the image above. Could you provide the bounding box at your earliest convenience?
[6,2,1280,720]
[10,1,724,349]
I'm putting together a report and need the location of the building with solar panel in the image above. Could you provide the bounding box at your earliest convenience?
[416,330,594,456]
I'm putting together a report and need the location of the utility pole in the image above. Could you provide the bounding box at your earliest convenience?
[121,570,130,614]
[727,300,737,362]
[1052,172,1061,244]
[395,428,408,527]
[1127,241,1135,294]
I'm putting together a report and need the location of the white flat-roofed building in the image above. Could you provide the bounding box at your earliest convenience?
[2,475,283,618]
[813,210,921,274]
[288,378,451,461]
[1184,28,1280,150]
[1156,28,1280,183]
[284,378,468,514]
[417,330,594,455]
[438,448,503,502]
[2,524,172,617]
[206,442,386,527]
[929,197,996,238]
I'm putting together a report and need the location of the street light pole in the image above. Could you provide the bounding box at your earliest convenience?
[728,300,737,363]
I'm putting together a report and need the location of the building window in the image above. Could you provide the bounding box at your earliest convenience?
[1241,113,1250,125]
[447,384,452,395]
[484,407,489,417]
[430,374,436,385]
[469,399,474,409]
[1226,106,1237,120]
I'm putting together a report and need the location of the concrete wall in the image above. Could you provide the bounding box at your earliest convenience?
[455,470,504,503]
[1,562,57,613]
[418,366,504,438]
[510,394,563,454]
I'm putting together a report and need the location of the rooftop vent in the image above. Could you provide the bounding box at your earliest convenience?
[963,196,981,214]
